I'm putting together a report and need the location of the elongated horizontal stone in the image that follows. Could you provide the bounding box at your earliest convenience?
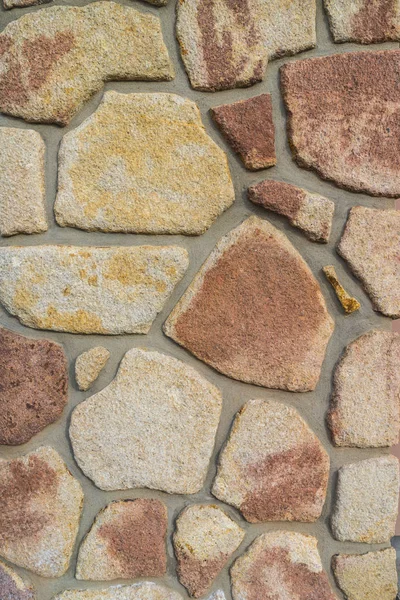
[75,347,110,391]
[3,0,50,8]
[53,583,182,600]
[324,0,400,43]
[0,560,35,600]
[0,245,188,334]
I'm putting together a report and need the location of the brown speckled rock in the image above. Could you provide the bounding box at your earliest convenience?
[75,347,110,391]
[53,583,183,600]
[164,216,334,392]
[173,505,244,597]
[0,560,35,600]
[281,51,400,196]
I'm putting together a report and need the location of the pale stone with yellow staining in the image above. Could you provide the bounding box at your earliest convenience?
[323,266,360,314]
[75,347,110,391]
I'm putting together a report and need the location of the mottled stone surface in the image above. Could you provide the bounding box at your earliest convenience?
[55,93,234,234]
[207,593,225,600]
[323,266,360,314]
[3,0,51,9]
[53,583,182,600]
[211,95,276,170]
[248,180,334,242]
[75,347,110,391]
[0,560,35,600]
[0,327,68,446]
[70,349,222,493]
[0,128,47,237]
[0,2,173,125]
[338,207,400,318]
[281,51,400,196]
[331,456,399,543]
[0,245,188,334]
[165,216,334,392]
[76,499,167,581]
[173,505,244,597]
[0,447,83,577]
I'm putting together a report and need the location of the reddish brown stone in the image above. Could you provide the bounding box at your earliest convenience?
[0,560,35,600]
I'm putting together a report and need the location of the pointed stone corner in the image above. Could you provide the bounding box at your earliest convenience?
[173,504,244,597]
[70,348,222,493]
[55,92,234,235]
[164,216,334,392]
[52,582,183,600]
[322,266,360,314]
[75,347,110,391]
[0,560,35,600]
[337,206,400,318]
[0,245,188,334]
[0,2,173,125]
[0,446,83,577]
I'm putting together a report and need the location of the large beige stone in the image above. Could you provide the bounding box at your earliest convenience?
[0,560,35,600]
[75,347,110,391]
[53,583,182,600]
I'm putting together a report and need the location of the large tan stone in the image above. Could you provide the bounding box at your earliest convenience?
[53,583,182,600]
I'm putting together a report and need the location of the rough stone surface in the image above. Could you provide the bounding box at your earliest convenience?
[164,216,334,392]
[231,531,336,600]
[173,504,244,597]
[76,499,167,581]
[331,456,399,543]
[0,327,68,446]
[212,399,329,523]
[75,347,110,391]
[3,0,51,9]
[323,266,360,314]
[55,92,234,235]
[0,2,173,125]
[337,207,400,318]
[70,348,222,493]
[0,245,188,335]
[0,560,35,600]
[211,95,276,170]
[248,179,334,242]
[281,50,400,196]
[207,593,225,600]
[0,446,83,577]
[0,128,47,237]
[53,583,182,600]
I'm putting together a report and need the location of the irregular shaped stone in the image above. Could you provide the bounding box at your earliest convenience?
[207,593,226,600]
[173,505,244,597]
[0,446,83,577]
[75,347,110,391]
[3,0,50,9]
[211,95,276,170]
[231,531,336,600]
[77,499,167,581]
[70,348,222,493]
[145,0,167,5]
[337,207,400,317]
[164,216,334,392]
[0,128,47,237]
[0,2,173,125]
[0,560,35,600]
[281,51,400,196]
[323,266,360,314]
[55,92,234,235]
[331,456,399,543]
[248,180,334,242]
[53,583,182,600]
[0,245,188,334]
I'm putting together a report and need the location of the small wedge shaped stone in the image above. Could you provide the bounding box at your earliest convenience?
[75,347,110,391]
[0,560,35,600]
[323,266,360,314]
[52,583,183,600]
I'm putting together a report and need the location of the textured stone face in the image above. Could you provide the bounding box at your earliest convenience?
[55,93,234,235]
[70,348,222,493]
[75,347,110,391]
[173,505,244,597]
[337,207,400,318]
[212,399,329,523]
[0,2,173,125]
[0,560,35,600]
[76,499,167,581]
[164,217,334,392]
[3,0,51,9]
[281,50,400,196]
[324,0,400,43]
[0,245,188,335]
[322,266,360,314]
[331,456,399,543]
[53,583,183,600]
[0,447,83,577]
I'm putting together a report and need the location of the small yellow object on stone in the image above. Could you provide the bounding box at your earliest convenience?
[323,265,360,314]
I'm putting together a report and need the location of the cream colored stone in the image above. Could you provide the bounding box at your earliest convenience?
[75,347,110,391]
[53,583,182,600]
[0,560,35,599]
[207,593,226,600]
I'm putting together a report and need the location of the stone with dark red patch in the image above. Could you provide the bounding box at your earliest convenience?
[0,560,35,600]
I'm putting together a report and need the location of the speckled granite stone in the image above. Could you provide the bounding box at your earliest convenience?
[75,347,110,391]
[322,266,360,314]
[0,560,35,600]
[53,583,182,600]
[3,0,51,9]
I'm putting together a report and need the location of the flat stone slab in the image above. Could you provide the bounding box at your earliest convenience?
[3,0,50,8]
[281,50,400,196]
[337,207,400,318]
[324,0,400,43]
[331,456,399,543]
[322,266,360,314]
[0,2,173,125]
[0,446,83,577]
[164,216,334,392]
[0,245,188,334]
[75,347,110,391]
[70,348,222,493]
[55,92,234,235]
[53,583,182,600]
[77,499,167,581]
[0,560,35,600]
[173,504,244,597]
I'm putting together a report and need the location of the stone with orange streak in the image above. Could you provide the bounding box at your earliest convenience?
[0,560,35,600]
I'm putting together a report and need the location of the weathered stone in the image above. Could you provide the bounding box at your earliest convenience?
[323,266,360,314]
[70,348,222,493]
[328,331,400,448]
[0,446,83,577]
[332,549,397,600]
[164,216,334,392]
[281,51,400,196]
[55,92,234,235]
[0,560,35,600]
[0,327,68,446]
[211,95,276,170]
[331,456,399,543]
[0,2,173,125]
[75,347,110,391]
[173,505,244,597]
[145,0,168,5]
[3,0,50,9]
[248,180,334,242]
[337,207,400,318]
[207,593,226,600]
[76,499,167,581]
[212,399,329,523]
[0,245,188,335]
[231,531,336,600]
[0,128,47,237]
[53,583,182,600]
